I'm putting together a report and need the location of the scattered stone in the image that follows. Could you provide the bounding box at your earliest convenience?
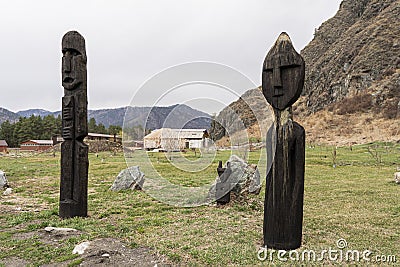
[73,241,91,255]
[0,170,8,189]
[394,172,400,184]
[110,166,145,191]
[44,227,78,233]
[3,188,12,196]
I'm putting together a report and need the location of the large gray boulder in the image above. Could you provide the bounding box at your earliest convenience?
[110,166,145,191]
[0,171,8,189]
[209,155,261,201]
[228,155,261,195]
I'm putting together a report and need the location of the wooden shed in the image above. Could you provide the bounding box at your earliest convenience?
[0,140,8,153]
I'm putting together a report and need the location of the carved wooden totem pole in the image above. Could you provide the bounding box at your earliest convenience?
[59,31,89,218]
[262,32,305,250]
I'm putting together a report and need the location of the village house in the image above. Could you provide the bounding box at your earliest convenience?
[20,140,54,152]
[144,128,210,151]
[52,133,122,145]
[0,140,8,153]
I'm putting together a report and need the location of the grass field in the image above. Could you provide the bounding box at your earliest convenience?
[0,142,399,266]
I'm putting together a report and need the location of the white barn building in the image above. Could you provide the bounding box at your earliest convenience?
[144,128,209,151]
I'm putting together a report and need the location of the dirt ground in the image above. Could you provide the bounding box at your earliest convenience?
[0,193,170,266]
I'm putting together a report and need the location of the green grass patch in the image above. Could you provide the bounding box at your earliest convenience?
[0,143,399,265]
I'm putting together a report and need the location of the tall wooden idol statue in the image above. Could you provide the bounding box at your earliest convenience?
[262,32,305,250]
[59,31,89,218]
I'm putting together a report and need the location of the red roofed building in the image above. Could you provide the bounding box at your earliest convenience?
[20,140,53,152]
[0,140,8,153]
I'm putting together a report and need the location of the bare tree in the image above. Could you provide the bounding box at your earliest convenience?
[161,129,183,160]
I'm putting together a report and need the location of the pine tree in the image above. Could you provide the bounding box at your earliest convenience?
[0,120,16,147]
[88,118,97,133]
[108,125,122,136]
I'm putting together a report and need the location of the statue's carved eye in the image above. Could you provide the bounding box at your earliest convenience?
[264,68,273,73]
[62,49,81,57]
[280,64,301,70]
[70,50,79,56]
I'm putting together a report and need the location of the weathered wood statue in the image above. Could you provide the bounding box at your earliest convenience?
[262,32,305,250]
[59,31,89,218]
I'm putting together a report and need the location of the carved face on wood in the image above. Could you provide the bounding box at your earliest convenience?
[62,31,87,91]
[262,32,305,110]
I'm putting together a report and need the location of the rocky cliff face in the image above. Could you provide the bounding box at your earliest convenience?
[300,0,400,116]
[210,88,272,141]
[211,0,399,144]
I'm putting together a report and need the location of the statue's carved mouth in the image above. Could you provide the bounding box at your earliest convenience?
[63,77,74,83]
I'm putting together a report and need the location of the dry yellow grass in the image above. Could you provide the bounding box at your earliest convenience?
[298,109,399,146]
[217,106,399,147]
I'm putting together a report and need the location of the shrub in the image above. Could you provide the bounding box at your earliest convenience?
[336,93,373,115]
[381,101,398,119]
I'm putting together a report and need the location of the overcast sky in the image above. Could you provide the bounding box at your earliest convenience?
[0,0,342,114]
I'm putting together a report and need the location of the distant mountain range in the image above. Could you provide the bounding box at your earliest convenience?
[16,109,59,118]
[0,104,211,130]
[0,108,20,124]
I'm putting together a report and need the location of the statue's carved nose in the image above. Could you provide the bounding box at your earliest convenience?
[273,67,282,88]
[63,56,72,73]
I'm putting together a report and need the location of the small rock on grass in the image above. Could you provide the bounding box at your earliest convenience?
[3,188,12,196]
[394,172,400,184]
[73,241,91,255]
[44,227,78,233]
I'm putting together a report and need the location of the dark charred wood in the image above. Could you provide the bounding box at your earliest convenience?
[59,31,89,218]
[262,33,306,250]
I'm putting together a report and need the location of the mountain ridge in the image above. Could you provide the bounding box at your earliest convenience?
[299,0,399,115]
[0,104,211,130]
[0,108,20,125]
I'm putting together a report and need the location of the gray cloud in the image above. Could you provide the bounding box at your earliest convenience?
[0,0,342,113]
